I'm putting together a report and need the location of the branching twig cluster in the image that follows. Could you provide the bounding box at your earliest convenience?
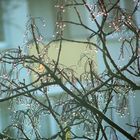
[0,0,140,139]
